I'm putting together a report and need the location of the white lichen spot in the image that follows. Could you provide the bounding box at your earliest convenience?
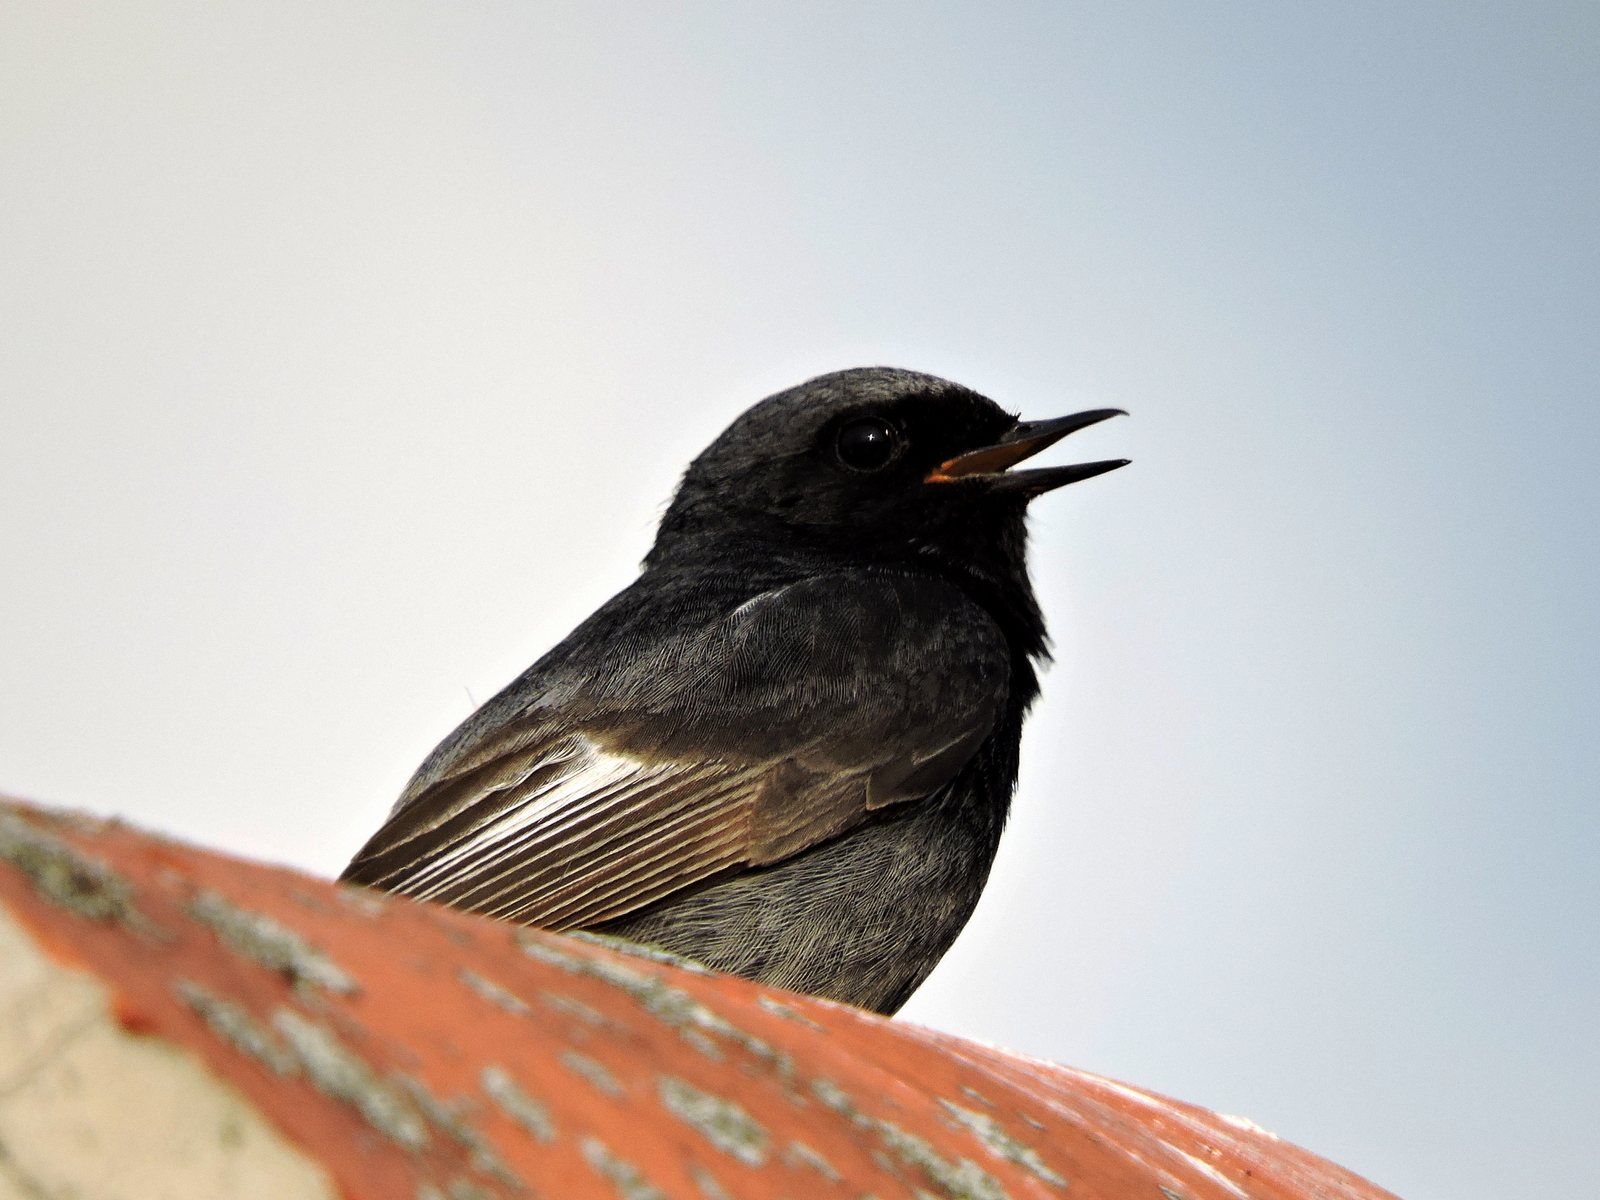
[756,995,824,1030]
[270,1009,427,1148]
[561,1049,624,1097]
[566,930,713,974]
[396,1073,522,1189]
[514,931,588,973]
[581,1135,666,1200]
[481,1064,556,1143]
[938,1100,1067,1187]
[657,1075,769,1166]
[811,1079,1010,1200]
[0,810,150,929]
[336,886,389,918]
[457,968,531,1016]
[785,1140,843,1181]
[188,891,358,995]
[173,979,298,1075]
[689,1162,735,1200]
[540,990,611,1028]
[518,933,788,1074]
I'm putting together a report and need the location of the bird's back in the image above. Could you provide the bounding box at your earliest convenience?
[342,560,1020,1012]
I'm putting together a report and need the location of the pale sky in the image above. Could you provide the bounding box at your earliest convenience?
[2,4,1596,1197]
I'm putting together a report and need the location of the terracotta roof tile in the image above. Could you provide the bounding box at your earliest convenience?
[0,799,1402,1200]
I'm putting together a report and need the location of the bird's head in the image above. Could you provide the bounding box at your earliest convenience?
[649,367,1127,588]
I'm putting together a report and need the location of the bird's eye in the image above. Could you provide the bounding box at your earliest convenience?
[836,417,899,472]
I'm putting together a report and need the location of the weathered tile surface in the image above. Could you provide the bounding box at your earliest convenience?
[0,799,1402,1200]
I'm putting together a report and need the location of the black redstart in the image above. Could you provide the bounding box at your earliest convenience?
[343,367,1127,1014]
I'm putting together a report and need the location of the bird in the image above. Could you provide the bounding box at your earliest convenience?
[341,367,1127,1015]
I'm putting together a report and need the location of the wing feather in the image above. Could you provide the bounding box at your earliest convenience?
[342,570,1009,930]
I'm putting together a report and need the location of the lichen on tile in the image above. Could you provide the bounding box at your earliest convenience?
[938,1100,1067,1187]
[270,1009,427,1148]
[174,978,298,1076]
[0,811,143,926]
[480,1064,556,1144]
[188,890,358,995]
[657,1075,769,1166]
[581,1135,666,1200]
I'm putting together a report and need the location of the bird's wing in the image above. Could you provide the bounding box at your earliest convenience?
[341,571,1008,929]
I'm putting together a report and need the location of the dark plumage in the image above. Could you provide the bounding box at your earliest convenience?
[342,367,1127,1014]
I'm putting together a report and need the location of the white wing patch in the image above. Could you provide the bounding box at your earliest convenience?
[386,732,776,927]
[397,734,675,903]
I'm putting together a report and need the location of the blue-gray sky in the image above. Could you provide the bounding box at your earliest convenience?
[2,4,1595,1196]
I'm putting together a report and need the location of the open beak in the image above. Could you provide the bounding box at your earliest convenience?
[926,408,1130,496]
